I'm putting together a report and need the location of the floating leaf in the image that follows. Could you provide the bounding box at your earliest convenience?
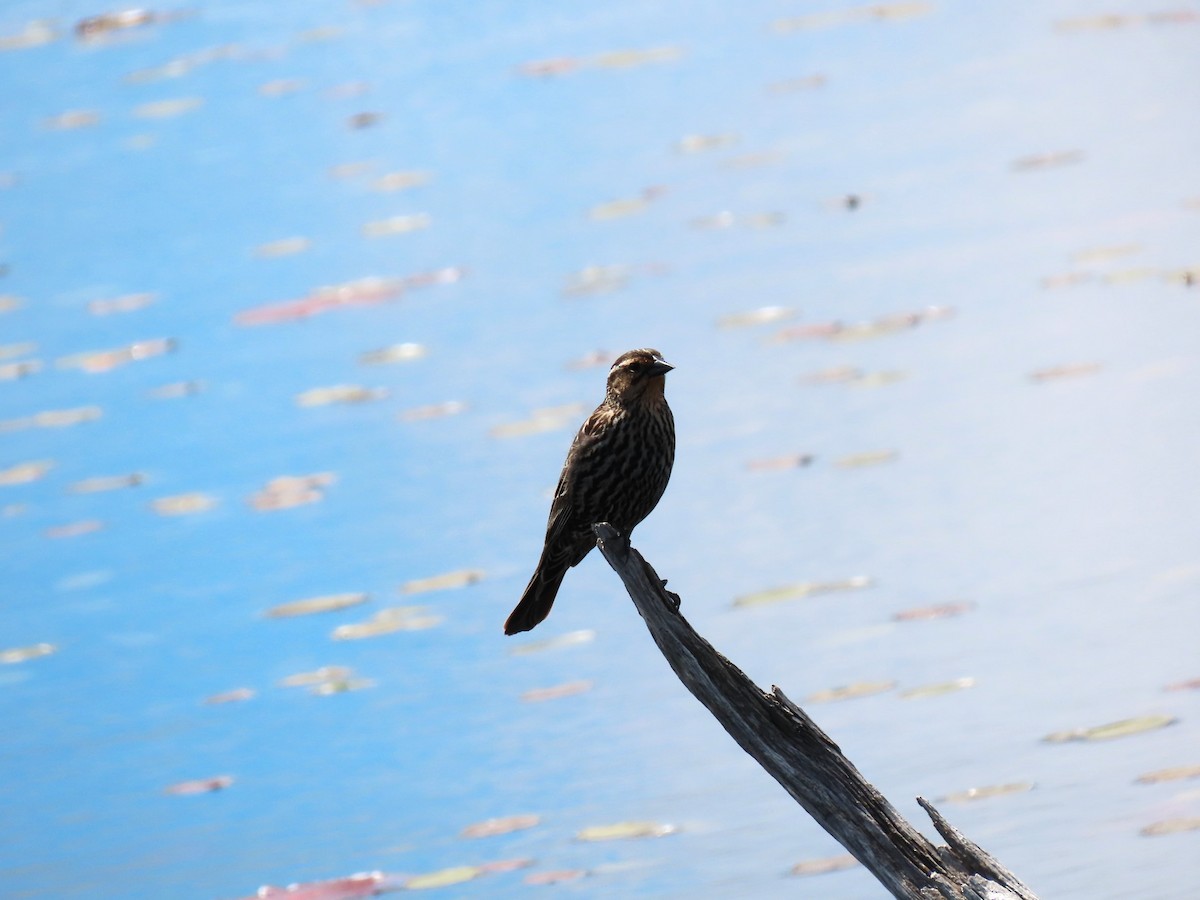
[296,385,388,407]
[940,782,1034,804]
[76,9,162,40]
[404,866,482,890]
[461,814,541,839]
[1029,363,1102,383]
[745,453,814,472]
[734,575,873,608]
[525,870,587,885]
[900,677,976,700]
[588,188,665,221]
[1011,150,1085,172]
[329,161,376,180]
[372,170,432,192]
[1040,272,1093,290]
[1141,818,1200,837]
[592,46,682,69]
[0,360,37,381]
[70,473,144,493]
[894,602,974,622]
[134,98,203,119]
[510,629,595,656]
[46,520,104,538]
[310,677,376,695]
[231,871,395,900]
[359,342,427,365]
[399,400,467,422]
[0,642,57,664]
[267,593,369,619]
[57,338,176,373]
[279,666,353,687]
[347,111,382,129]
[0,342,37,360]
[566,350,614,370]
[254,237,312,258]
[151,493,217,516]
[234,269,462,326]
[718,306,795,329]
[1043,714,1178,743]
[204,688,255,705]
[807,681,896,703]
[43,109,100,130]
[800,365,862,386]
[522,680,593,703]
[1165,677,1200,692]
[576,821,676,842]
[88,292,157,316]
[165,775,234,795]
[248,472,336,512]
[490,403,583,439]
[362,213,431,237]
[402,569,484,595]
[258,78,305,97]
[331,606,442,640]
[0,406,103,434]
[0,460,54,485]
[835,449,898,469]
[789,854,859,877]
[148,380,204,399]
[676,133,738,154]
[1135,764,1200,785]
[773,2,933,33]
[0,20,58,50]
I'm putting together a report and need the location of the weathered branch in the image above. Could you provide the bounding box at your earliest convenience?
[592,523,1038,900]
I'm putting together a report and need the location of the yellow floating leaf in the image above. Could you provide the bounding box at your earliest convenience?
[266,593,368,619]
[151,493,217,516]
[1043,714,1178,743]
[1141,818,1200,837]
[359,342,427,365]
[835,449,898,469]
[591,46,682,69]
[940,782,1035,804]
[134,98,203,119]
[0,460,54,485]
[807,680,896,703]
[332,606,443,640]
[675,133,738,154]
[790,854,859,876]
[254,237,311,258]
[0,642,57,664]
[361,213,431,237]
[296,384,388,407]
[460,814,541,839]
[576,821,676,842]
[899,677,976,700]
[733,575,873,608]
[718,306,795,329]
[1136,765,1200,785]
[510,629,595,656]
[522,680,593,703]
[399,400,468,422]
[279,665,353,687]
[404,866,482,890]
[372,170,432,192]
[402,569,484,595]
[490,404,584,439]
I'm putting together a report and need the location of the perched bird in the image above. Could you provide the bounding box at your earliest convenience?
[504,348,676,635]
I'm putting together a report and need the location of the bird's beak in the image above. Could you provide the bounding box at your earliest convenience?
[647,359,674,377]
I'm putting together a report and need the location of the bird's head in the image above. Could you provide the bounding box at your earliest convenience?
[605,348,674,405]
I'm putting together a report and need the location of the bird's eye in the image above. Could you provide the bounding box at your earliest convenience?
[627,362,642,375]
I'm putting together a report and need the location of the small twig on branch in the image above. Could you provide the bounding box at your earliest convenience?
[592,523,1038,900]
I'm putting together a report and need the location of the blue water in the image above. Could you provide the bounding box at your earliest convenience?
[2,2,1198,898]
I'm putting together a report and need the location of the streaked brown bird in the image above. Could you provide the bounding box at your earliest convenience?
[504,348,676,635]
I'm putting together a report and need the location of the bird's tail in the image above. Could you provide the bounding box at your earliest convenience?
[504,557,567,635]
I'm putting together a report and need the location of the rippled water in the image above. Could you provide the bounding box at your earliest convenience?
[2,2,1198,898]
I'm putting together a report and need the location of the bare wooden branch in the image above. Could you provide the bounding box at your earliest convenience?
[592,523,1038,900]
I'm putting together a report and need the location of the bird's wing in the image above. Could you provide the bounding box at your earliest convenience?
[542,408,606,558]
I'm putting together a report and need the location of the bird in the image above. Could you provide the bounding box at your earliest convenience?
[504,348,676,635]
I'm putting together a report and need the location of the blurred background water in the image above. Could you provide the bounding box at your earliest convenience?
[1,1,1198,898]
